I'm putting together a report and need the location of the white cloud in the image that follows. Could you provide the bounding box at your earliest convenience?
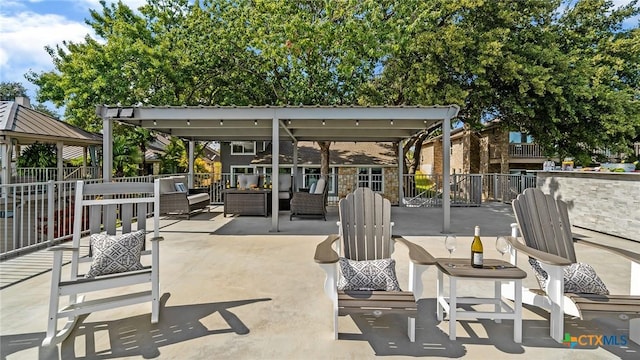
[0,11,92,69]
[0,0,147,87]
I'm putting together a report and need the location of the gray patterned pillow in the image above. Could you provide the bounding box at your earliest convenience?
[86,230,145,278]
[337,257,401,291]
[528,258,609,295]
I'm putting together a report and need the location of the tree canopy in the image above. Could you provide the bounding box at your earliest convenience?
[27,0,640,164]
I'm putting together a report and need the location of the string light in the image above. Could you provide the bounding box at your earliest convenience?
[390,119,394,125]
[288,119,291,125]
[187,120,191,126]
[153,120,157,126]
[322,119,326,126]
[220,120,224,126]
[254,120,258,126]
[356,120,359,126]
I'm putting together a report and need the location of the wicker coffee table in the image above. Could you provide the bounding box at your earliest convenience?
[223,189,272,217]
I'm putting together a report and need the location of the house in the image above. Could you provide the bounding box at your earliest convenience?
[420,122,555,176]
[220,141,401,204]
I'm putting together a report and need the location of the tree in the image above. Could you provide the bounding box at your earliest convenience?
[112,133,142,177]
[366,0,639,165]
[16,142,57,168]
[0,82,27,100]
[234,0,390,174]
[27,0,639,174]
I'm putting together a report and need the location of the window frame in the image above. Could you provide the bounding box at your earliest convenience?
[230,141,256,155]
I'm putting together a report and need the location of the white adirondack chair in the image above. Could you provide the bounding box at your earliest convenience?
[314,187,435,341]
[43,180,162,346]
[505,187,640,344]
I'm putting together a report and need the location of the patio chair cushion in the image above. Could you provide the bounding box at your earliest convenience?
[159,177,176,193]
[86,230,145,278]
[309,182,317,193]
[337,257,401,291]
[529,258,609,295]
[313,178,326,194]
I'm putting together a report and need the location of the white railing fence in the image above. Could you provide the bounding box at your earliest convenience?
[1,172,537,259]
[12,167,101,183]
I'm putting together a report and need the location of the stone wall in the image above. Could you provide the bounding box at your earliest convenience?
[537,171,640,241]
[383,168,399,205]
[336,167,400,205]
[337,167,357,199]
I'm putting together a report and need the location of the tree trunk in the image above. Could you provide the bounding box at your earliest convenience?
[409,133,428,174]
[317,141,331,177]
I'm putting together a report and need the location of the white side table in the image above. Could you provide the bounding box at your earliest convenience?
[436,258,526,343]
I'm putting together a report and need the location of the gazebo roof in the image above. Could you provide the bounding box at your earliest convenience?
[97,104,459,143]
[0,100,102,146]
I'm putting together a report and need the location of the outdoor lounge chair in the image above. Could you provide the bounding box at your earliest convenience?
[290,177,328,220]
[314,187,435,341]
[158,176,210,219]
[43,180,162,346]
[505,187,640,344]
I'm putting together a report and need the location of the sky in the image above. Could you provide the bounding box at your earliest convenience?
[0,0,638,111]
[0,0,146,103]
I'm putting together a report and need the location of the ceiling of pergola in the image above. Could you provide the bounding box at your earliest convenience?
[97,105,460,143]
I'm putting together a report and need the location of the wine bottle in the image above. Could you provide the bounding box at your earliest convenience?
[471,225,483,268]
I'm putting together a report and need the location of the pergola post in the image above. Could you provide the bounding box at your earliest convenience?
[442,115,452,233]
[188,140,195,189]
[102,117,112,182]
[271,116,280,232]
[292,140,299,191]
[398,141,404,207]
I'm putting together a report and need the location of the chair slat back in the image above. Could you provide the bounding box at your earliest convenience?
[72,180,159,249]
[339,187,392,260]
[512,188,576,262]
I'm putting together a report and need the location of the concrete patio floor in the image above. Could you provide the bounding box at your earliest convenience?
[1,203,639,359]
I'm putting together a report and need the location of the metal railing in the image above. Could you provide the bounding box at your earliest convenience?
[508,143,545,158]
[1,172,537,259]
[12,166,101,183]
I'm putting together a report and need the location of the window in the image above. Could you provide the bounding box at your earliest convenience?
[509,132,534,144]
[358,168,383,192]
[302,167,336,194]
[303,168,321,188]
[231,141,256,155]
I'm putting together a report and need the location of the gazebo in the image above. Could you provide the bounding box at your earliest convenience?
[96,105,459,232]
[0,98,102,185]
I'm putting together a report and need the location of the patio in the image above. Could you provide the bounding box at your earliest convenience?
[1,204,639,359]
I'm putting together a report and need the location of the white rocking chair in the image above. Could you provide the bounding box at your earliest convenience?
[43,180,162,346]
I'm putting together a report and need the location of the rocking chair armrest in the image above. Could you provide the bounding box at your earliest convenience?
[314,234,340,264]
[47,245,80,252]
[506,236,572,266]
[150,236,164,242]
[392,235,436,265]
[575,238,640,264]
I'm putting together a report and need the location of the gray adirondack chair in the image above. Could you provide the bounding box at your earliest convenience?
[314,187,435,341]
[506,187,640,344]
[43,180,163,346]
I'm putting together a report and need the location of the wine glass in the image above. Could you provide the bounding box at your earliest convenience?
[495,236,510,268]
[444,235,457,267]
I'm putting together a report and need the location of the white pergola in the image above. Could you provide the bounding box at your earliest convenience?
[96,105,460,232]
